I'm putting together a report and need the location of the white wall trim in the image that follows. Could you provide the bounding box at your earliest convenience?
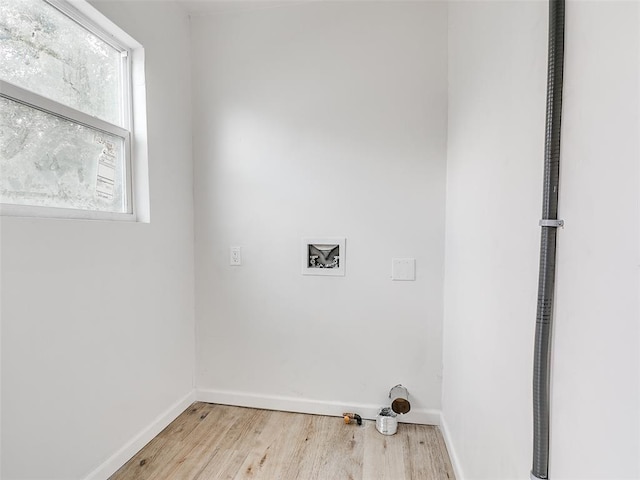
[196,388,441,425]
[440,414,465,480]
[83,390,196,480]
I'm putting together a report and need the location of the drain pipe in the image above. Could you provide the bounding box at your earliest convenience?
[531,1,565,479]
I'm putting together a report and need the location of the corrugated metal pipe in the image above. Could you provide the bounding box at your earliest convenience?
[532,1,565,479]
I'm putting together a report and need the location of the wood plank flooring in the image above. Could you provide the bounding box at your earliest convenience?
[109,402,456,480]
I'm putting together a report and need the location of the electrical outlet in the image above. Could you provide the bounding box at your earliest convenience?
[230,246,242,266]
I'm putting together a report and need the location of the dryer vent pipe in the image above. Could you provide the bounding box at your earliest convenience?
[389,384,410,415]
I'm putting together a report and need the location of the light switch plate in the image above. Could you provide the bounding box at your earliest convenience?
[392,258,415,281]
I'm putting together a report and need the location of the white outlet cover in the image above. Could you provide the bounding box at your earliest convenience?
[391,258,415,281]
[230,246,242,266]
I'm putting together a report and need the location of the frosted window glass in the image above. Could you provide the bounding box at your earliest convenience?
[0,97,126,213]
[0,0,122,125]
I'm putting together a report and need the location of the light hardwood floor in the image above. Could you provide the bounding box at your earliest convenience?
[109,402,456,480]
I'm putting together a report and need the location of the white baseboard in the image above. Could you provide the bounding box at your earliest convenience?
[196,388,441,425]
[440,414,465,480]
[84,390,196,480]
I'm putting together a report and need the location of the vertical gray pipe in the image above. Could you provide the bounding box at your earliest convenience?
[532,1,565,479]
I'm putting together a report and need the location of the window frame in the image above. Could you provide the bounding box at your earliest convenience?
[0,0,144,222]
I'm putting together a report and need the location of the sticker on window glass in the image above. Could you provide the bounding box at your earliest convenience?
[95,135,116,200]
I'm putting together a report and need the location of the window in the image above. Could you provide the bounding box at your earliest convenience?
[0,0,146,220]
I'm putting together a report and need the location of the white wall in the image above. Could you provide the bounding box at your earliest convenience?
[191,1,448,422]
[0,2,195,479]
[550,2,639,478]
[444,1,640,479]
